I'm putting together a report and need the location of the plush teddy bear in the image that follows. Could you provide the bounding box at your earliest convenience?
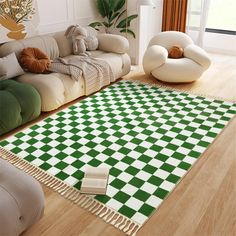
[168,45,184,59]
[65,24,88,55]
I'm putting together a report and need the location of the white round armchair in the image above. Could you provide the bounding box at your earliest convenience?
[143,31,211,83]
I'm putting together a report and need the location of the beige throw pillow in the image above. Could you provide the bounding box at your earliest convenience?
[0,53,24,80]
[86,36,99,51]
[85,26,98,51]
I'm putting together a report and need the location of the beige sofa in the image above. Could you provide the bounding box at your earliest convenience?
[0,31,131,111]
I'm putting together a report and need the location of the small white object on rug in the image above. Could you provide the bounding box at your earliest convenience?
[80,166,110,195]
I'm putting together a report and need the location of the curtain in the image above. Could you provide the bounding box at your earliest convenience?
[162,0,188,32]
[186,0,211,46]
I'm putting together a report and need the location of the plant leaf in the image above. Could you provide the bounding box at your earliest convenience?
[114,0,126,12]
[120,28,136,38]
[108,10,113,22]
[114,9,126,26]
[116,14,138,28]
[97,0,109,18]
[110,11,120,22]
[102,21,110,27]
[89,22,103,28]
[108,0,117,11]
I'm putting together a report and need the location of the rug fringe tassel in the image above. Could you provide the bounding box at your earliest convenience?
[0,147,141,235]
[89,200,97,210]
[111,214,120,224]
[84,199,95,209]
[120,219,129,230]
[115,216,126,228]
[124,79,236,103]
[91,203,101,214]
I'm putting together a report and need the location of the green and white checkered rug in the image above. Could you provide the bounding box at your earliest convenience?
[1,80,236,234]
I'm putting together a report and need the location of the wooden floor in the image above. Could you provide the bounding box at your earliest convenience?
[4,53,236,236]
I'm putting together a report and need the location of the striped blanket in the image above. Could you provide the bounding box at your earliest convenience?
[49,55,114,95]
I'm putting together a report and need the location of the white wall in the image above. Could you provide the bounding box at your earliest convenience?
[136,0,163,64]
[127,0,163,64]
[37,0,97,34]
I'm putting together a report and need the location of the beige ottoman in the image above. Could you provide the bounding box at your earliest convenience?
[0,159,44,236]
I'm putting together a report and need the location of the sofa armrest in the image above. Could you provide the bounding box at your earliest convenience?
[97,33,129,54]
[143,45,168,75]
[184,44,211,69]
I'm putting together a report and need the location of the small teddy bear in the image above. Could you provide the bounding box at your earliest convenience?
[65,24,88,55]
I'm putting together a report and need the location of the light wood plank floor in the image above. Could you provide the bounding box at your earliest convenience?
[2,53,236,236]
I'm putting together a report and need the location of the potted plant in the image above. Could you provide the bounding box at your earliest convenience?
[89,0,138,38]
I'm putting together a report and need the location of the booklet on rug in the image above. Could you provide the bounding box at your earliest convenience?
[80,166,110,195]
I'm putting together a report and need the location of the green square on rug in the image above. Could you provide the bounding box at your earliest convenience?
[1,80,236,233]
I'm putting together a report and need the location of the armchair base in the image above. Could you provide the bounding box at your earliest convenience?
[152,58,204,83]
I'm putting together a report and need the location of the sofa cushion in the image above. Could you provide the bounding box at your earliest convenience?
[17,73,84,112]
[53,31,73,57]
[97,34,129,54]
[0,36,59,60]
[0,80,41,135]
[90,50,131,78]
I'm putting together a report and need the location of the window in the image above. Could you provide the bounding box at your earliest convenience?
[186,0,202,30]
[206,0,236,34]
[186,0,236,53]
